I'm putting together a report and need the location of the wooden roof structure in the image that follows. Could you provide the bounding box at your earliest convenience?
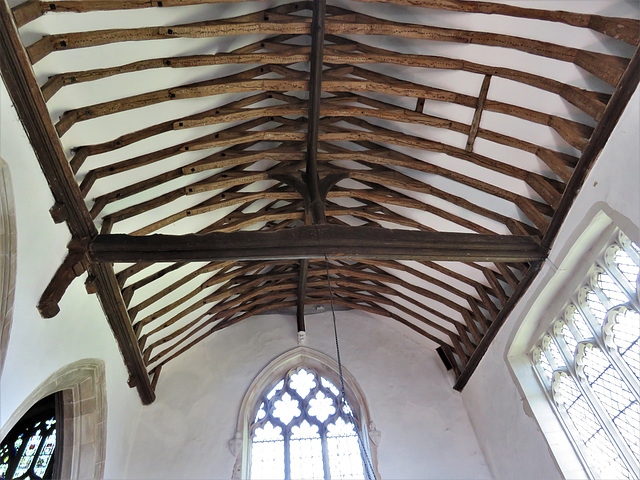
[1,0,638,405]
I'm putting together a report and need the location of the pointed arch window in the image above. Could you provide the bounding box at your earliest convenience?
[232,348,380,480]
[0,393,61,480]
[250,367,368,479]
[531,230,639,479]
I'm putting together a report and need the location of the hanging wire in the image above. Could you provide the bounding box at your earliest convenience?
[325,255,378,480]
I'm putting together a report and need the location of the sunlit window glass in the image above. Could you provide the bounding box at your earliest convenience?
[249,367,370,479]
[532,233,640,478]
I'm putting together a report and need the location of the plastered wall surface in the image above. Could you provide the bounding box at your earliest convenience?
[125,310,492,480]
[461,87,640,480]
[0,82,143,479]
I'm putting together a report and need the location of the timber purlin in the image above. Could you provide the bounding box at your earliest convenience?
[86,228,546,263]
[1,0,638,403]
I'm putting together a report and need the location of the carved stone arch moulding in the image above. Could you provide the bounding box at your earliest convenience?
[0,359,107,480]
[230,346,381,479]
[0,157,16,378]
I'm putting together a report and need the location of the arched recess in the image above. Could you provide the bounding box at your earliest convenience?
[230,346,382,479]
[0,359,107,480]
[0,157,16,378]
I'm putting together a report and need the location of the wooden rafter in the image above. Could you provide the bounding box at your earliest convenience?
[0,0,155,404]
[3,0,638,401]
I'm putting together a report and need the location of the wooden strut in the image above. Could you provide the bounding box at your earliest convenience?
[297,0,327,331]
[0,0,155,405]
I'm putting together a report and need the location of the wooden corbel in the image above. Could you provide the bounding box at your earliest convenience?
[37,237,91,318]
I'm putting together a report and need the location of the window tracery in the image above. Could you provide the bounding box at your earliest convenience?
[249,367,369,480]
[531,230,639,479]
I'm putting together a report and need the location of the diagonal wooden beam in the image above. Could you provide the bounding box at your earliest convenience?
[296,259,309,332]
[0,0,155,405]
[87,226,546,263]
[466,75,491,152]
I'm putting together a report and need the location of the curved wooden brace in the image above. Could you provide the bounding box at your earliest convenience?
[15,0,637,46]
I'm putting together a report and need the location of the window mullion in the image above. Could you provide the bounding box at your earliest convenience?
[554,331,640,478]
[532,363,595,479]
[598,322,640,402]
[583,269,640,401]
[575,301,603,347]
[321,427,330,480]
[284,427,291,480]
[601,260,640,312]
[575,365,640,477]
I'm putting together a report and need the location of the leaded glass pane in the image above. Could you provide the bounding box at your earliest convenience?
[0,447,8,480]
[12,438,22,456]
[327,418,365,480]
[585,290,607,323]
[267,380,285,400]
[614,248,639,286]
[0,395,58,480]
[321,377,340,396]
[530,232,640,479]
[251,423,284,480]
[536,349,553,384]
[32,430,55,478]
[570,308,593,340]
[546,336,566,368]
[561,324,577,356]
[290,369,316,400]
[552,373,631,479]
[255,403,266,423]
[309,391,335,423]
[581,346,640,464]
[12,430,42,478]
[597,271,628,306]
[612,309,640,381]
[290,421,323,480]
[273,393,301,425]
[250,367,371,480]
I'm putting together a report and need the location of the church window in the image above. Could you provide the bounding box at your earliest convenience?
[249,366,371,479]
[531,230,639,479]
[0,393,60,480]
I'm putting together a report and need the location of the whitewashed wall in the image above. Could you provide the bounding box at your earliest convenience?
[462,86,640,479]
[125,309,491,480]
[0,82,143,479]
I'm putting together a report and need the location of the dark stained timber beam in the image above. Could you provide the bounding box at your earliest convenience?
[305,0,326,224]
[0,0,155,405]
[297,259,309,332]
[88,226,546,263]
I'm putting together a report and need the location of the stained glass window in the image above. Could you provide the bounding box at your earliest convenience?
[249,367,374,479]
[532,231,640,478]
[0,394,60,480]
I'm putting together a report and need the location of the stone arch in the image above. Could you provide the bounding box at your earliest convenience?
[0,157,16,378]
[0,359,107,480]
[231,346,381,479]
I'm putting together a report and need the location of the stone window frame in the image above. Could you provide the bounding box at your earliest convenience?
[529,229,639,478]
[230,346,381,479]
[0,359,107,480]
[0,158,16,378]
[507,211,640,480]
